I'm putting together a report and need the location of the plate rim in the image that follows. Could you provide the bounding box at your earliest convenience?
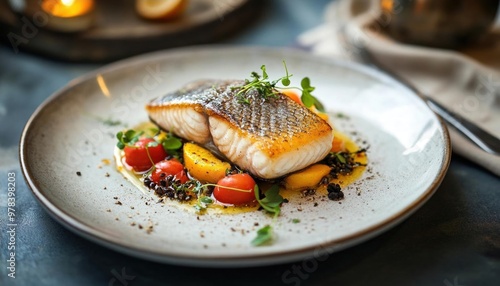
[19,45,452,267]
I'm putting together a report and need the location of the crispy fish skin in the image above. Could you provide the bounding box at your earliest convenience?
[146,80,333,179]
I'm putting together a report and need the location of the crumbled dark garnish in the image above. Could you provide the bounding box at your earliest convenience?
[328,191,344,201]
[76,171,82,176]
[143,175,194,203]
[323,149,367,178]
[327,183,344,201]
[327,183,341,193]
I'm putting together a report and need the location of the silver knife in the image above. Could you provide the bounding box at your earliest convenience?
[357,46,500,156]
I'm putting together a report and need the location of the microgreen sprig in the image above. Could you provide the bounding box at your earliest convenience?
[196,196,214,211]
[251,225,273,246]
[116,130,144,149]
[150,128,183,151]
[254,184,283,215]
[251,184,284,246]
[162,133,182,151]
[236,61,325,112]
[95,116,123,127]
[189,181,284,246]
[299,77,325,112]
[235,66,277,104]
[149,128,183,159]
[117,128,183,154]
[191,180,214,212]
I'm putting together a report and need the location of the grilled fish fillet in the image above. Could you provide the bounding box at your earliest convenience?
[146,80,333,179]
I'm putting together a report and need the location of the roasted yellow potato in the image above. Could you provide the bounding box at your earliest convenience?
[183,142,231,183]
[284,164,331,191]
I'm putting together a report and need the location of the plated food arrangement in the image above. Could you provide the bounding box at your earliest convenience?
[113,63,368,245]
[20,47,450,266]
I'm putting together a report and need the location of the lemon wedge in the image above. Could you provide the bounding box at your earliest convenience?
[136,0,188,20]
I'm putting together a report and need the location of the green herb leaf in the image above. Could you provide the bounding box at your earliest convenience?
[200,196,213,204]
[194,204,204,212]
[292,218,300,224]
[281,61,291,86]
[298,77,324,112]
[335,153,346,164]
[336,113,347,119]
[149,128,160,135]
[300,77,311,90]
[102,118,122,126]
[236,62,325,113]
[281,77,290,86]
[116,129,144,149]
[116,142,125,149]
[301,91,315,108]
[313,98,325,112]
[250,185,281,246]
[251,225,274,246]
[255,184,283,215]
[260,65,268,79]
[261,185,282,205]
[191,181,214,213]
[95,116,123,126]
[162,136,182,150]
[251,71,260,80]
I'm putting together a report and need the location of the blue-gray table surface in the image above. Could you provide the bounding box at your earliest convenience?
[1,0,499,285]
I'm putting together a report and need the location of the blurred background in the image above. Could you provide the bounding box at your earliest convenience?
[1,0,266,62]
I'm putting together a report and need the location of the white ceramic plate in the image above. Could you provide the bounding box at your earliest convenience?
[20,46,450,267]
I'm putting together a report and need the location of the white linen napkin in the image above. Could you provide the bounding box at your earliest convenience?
[298,0,500,176]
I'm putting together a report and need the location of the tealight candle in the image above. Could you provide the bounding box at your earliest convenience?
[40,0,95,32]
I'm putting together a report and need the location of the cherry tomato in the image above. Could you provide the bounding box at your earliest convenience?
[150,159,188,184]
[213,173,256,205]
[124,138,167,172]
